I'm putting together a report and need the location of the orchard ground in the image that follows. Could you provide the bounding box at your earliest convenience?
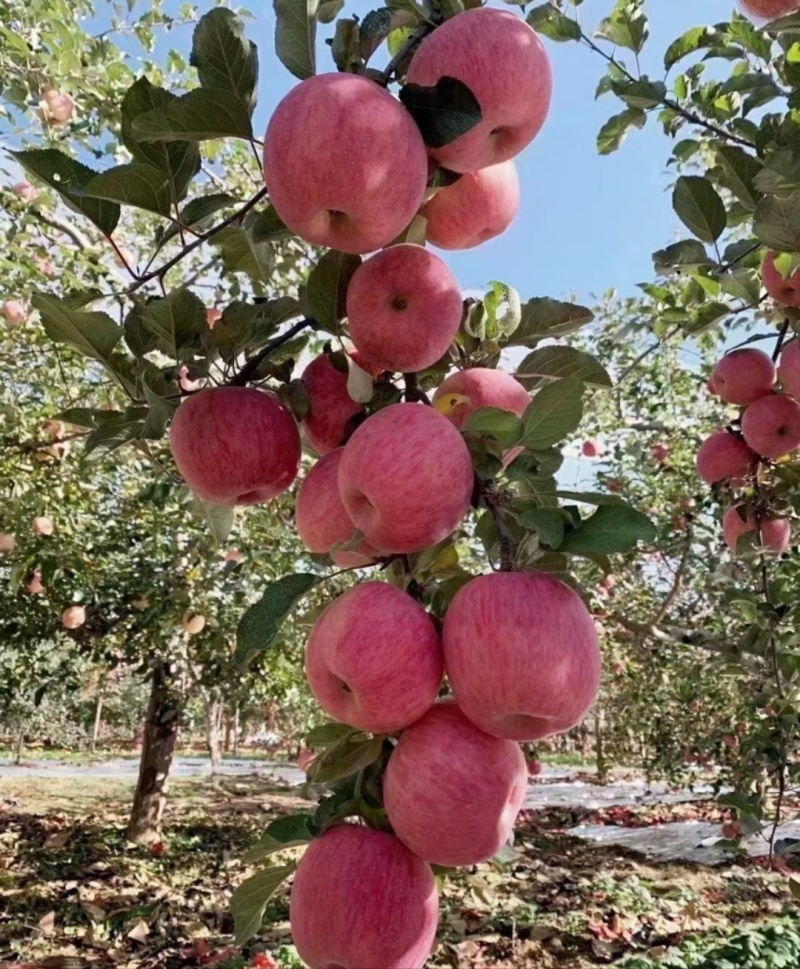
[1,754,797,969]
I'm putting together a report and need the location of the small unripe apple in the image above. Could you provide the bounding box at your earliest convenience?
[2,300,26,326]
[62,605,86,630]
[712,348,776,405]
[32,516,54,537]
[778,339,800,399]
[0,533,15,553]
[651,442,670,463]
[741,393,800,459]
[13,180,36,202]
[582,439,601,458]
[762,250,800,306]
[695,430,756,484]
[723,504,791,554]
[27,571,44,595]
[182,611,206,636]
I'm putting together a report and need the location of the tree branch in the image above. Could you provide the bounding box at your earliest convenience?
[649,526,692,627]
[229,317,315,387]
[376,23,435,86]
[32,208,93,249]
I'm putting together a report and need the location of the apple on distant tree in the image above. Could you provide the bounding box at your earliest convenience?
[13,181,36,202]
[527,759,543,777]
[206,308,222,328]
[582,439,602,458]
[42,85,74,124]
[27,572,45,595]
[0,533,16,553]
[62,605,86,630]
[181,611,206,636]
[2,300,26,326]
[741,393,800,459]
[651,442,670,463]
[32,516,54,537]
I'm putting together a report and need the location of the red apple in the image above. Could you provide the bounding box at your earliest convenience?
[695,430,756,484]
[582,439,601,458]
[338,403,474,553]
[740,0,800,22]
[346,244,462,373]
[0,533,16,553]
[762,250,800,306]
[182,611,206,635]
[13,180,36,202]
[651,442,670,463]
[301,353,365,455]
[723,504,791,554]
[432,367,529,428]
[527,759,542,776]
[27,571,44,595]
[290,825,438,969]
[263,73,428,254]
[42,85,74,124]
[741,393,800,459]
[295,449,378,567]
[721,821,742,839]
[62,605,86,630]
[406,7,552,173]
[383,700,527,866]
[305,581,443,733]
[169,387,300,505]
[778,339,800,399]
[32,516,54,537]
[442,571,601,741]
[712,348,776,405]
[2,300,26,326]
[421,161,520,250]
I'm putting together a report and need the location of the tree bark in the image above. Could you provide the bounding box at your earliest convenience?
[91,694,104,752]
[232,703,240,757]
[594,709,607,785]
[205,697,223,772]
[127,663,179,843]
[13,727,24,765]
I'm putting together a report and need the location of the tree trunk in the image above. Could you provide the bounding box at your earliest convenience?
[205,698,223,772]
[127,663,179,843]
[91,694,104,752]
[595,709,607,785]
[232,703,240,757]
[13,727,24,765]
[223,709,234,753]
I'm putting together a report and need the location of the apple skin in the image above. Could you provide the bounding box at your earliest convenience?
[263,73,428,254]
[62,605,86,630]
[305,581,443,734]
[290,824,439,969]
[32,516,54,537]
[338,403,474,554]
[383,700,527,867]
[346,244,463,373]
[695,430,757,484]
[778,339,800,399]
[432,367,529,428]
[27,572,44,595]
[421,161,520,250]
[0,533,16,553]
[13,181,36,202]
[723,505,791,554]
[741,393,800,459]
[2,300,26,326]
[295,449,378,567]
[582,439,601,458]
[302,353,364,455]
[712,348,776,405]
[740,0,800,22]
[442,571,601,741]
[406,8,552,173]
[169,387,300,505]
[762,250,800,306]
[527,759,543,776]
[42,85,74,124]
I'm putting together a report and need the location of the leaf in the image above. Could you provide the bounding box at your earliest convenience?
[507,298,594,347]
[82,162,172,217]
[516,347,612,392]
[753,149,800,197]
[192,497,235,545]
[514,508,565,548]
[306,722,354,746]
[596,0,649,53]
[243,814,317,862]
[31,294,123,367]
[141,376,178,440]
[141,288,208,360]
[231,864,296,945]
[11,149,120,236]
[519,379,584,450]
[483,281,521,339]
[235,573,319,669]
[672,175,727,244]
[652,240,713,274]
[525,4,581,42]
[157,192,238,248]
[664,25,720,70]
[462,407,522,447]
[274,0,318,80]
[212,218,274,284]
[610,78,666,110]
[597,108,647,155]
[754,192,800,253]
[191,8,258,114]
[399,76,482,149]
[713,145,761,211]
[560,504,656,556]
[249,205,292,242]
[309,735,384,784]
[303,250,361,332]
[132,88,254,142]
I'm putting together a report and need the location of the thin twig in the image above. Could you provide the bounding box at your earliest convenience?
[376,23,435,86]
[649,526,692,626]
[773,319,790,362]
[31,208,92,249]
[229,317,315,387]
[617,325,681,383]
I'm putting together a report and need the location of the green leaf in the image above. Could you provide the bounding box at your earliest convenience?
[399,77,482,149]
[652,240,713,274]
[507,298,594,347]
[191,8,258,115]
[11,149,120,236]
[132,89,254,142]
[753,149,800,197]
[519,378,584,450]
[306,722,355,747]
[141,375,179,440]
[308,735,385,785]
[483,281,521,339]
[516,347,612,392]
[274,0,317,80]
[525,4,581,42]
[714,145,762,210]
[140,288,208,360]
[317,0,345,22]
[672,175,727,244]
[664,25,720,70]
[212,214,275,284]
[596,0,649,53]
[82,163,172,217]
[249,205,292,242]
[192,497,235,545]
[513,507,565,548]
[235,573,319,669]
[303,250,361,332]
[462,407,522,447]
[560,504,656,556]
[597,108,647,155]
[754,192,800,253]
[31,294,123,367]
[120,78,200,201]
[610,77,666,110]
[331,18,363,72]
[157,193,238,249]
[231,864,296,945]
[243,814,317,862]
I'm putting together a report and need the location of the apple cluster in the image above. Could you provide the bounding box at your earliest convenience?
[696,250,800,555]
[165,9,604,966]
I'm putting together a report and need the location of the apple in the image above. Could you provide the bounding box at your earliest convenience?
[582,439,601,458]
[0,533,16,553]
[41,420,65,440]
[62,605,86,630]
[206,308,222,328]
[32,516,54,537]
[42,85,74,124]
[721,821,742,839]
[224,549,243,565]
[432,367,529,428]
[263,73,428,254]
[346,244,463,374]
[607,478,622,494]
[723,505,791,554]
[133,596,150,611]
[762,250,800,306]
[442,571,601,741]
[2,300,26,326]
[13,180,36,202]
[712,348,776,405]
[34,255,54,276]
[301,353,365,455]
[305,581,443,733]
[178,365,205,394]
[27,572,44,595]
[406,7,552,173]
[290,824,439,969]
[740,1,800,22]
[778,339,800,399]
[695,430,756,484]
[421,161,520,250]
[741,393,800,459]
[383,700,527,866]
[295,449,378,567]
[182,611,206,636]
[527,759,542,777]
[338,403,474,553]
[651,442,670,463]
[169,387,300,505]
[297,747,315,772]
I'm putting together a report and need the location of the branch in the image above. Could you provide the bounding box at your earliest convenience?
[773,318,790,362]
[610,613,738,656]
[482,483,515,572]
[32,208,92,249]
[376,23,435,86]
[403,371,431,404]
[649,526,692,626]
[229,317,315,387]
